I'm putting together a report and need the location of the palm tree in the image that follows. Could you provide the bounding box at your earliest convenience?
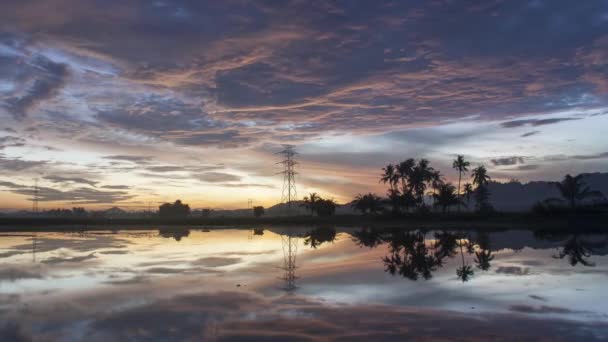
[433,183,460,214]
[380,163,398,191]
[463,183,474,209]
[452,155,470,212]
[429,170,444,207]
[471,165,491,187]
[386,188,403,215]
[302,192,320,215]
[409,159,435,209]
[554,174,603,209]
[396,159,415,193]
[352,193,383,215]
[471,165,492,212]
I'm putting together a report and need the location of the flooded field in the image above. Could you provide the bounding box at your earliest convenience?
[1,227,607,341]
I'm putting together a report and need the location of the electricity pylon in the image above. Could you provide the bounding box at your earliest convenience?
[277,145,297,214]
[280,233,298,292]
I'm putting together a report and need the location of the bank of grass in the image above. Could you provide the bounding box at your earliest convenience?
[0,211,606,232]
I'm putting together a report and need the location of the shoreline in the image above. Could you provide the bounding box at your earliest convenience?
[0,213,606,232]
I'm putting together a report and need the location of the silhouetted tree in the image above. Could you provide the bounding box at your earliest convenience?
[302,192,320,215]
[380,164,399,191]
[315,199,337,217]
[408,159,436,210]
[396,159,415,194]
[352,193,383,215]
[452,155,470,212]
[463,183,474,209]
[554,174,604,210]
[386,188,403,215]
[253,206,265,218]
[472,166,492,212]
[429,170,444,207]
[433,183,461,214]
[72,207,87,217]
[158,200,191,218]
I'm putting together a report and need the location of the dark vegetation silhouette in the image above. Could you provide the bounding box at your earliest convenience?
[158,228,190,241]
[253,206,265,218]
[375,158,494,215]
[535,230,608,267]
[301,193,337,217]
[533,174,606,214]
[452,155,470,212]
[352,228,501,282]
[304,226,337,249]
[352,193,383,215]
[159,200,190,218]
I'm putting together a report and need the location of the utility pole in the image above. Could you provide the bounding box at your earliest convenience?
[276,145,298,214]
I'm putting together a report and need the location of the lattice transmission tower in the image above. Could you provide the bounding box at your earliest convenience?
[280,233,298,292]
[276,145,298,212]
[32,178,39,214]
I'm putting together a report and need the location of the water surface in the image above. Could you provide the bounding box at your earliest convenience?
[1,227,607,340]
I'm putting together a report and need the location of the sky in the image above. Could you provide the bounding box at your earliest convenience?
[0,0,607,210]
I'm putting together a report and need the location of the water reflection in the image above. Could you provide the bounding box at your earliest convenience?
[1,227,607,340]
[348,228,607,283]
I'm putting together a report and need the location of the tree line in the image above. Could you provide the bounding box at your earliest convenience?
[353,155,492,215]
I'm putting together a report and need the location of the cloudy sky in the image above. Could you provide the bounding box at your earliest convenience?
[0,0,607,210]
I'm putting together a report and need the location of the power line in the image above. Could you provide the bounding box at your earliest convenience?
[276,145,298,213]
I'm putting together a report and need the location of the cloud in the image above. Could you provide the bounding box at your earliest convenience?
[3,53,70,119]
[521,130,540,137]
[570,152,608,160]
[491,157,525,166]
[41,253,97,264]
[100,185,131,190]
[197,172,241,183]
[190,257,243,268]
[0,180,135,204]
[514,164,541,171]
[0,156,46,172]
[501,118,581,128]
[509,305,585,315]
[102,155,153,164]
[0,267,43,282]
[495,266,530,275]
[0,136,26,149]
[44,175,98,187]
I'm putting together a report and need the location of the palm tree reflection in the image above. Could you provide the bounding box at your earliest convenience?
[351,228,500,282]
[382,231,438,280]
[556,235,602,267]
[304,227,337,249]
[536,230,607,267]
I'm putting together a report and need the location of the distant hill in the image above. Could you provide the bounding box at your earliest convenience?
[488,172,608,212]
[207,200,357,217]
